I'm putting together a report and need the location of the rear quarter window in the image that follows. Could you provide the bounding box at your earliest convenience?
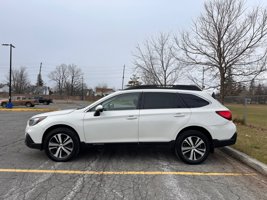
[179,93,209,108]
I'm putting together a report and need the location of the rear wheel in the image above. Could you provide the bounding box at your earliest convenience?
[44,128,80,162]
[2,102,7,108]
[25,102,32,107]
[175,130,210,164]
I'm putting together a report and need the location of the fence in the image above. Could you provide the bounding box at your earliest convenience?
[224,95,267,125]
[224,95,267,105]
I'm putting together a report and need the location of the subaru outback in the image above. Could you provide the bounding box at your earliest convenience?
[25,85,237,164]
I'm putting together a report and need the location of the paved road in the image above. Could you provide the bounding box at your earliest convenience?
[0,111,266,200]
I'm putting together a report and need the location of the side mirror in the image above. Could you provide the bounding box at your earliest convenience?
[94,105,103,116]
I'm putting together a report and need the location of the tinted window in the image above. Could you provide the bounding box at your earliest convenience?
[143,92,185,109]
[179,93,209,108]
[92,93,140,111]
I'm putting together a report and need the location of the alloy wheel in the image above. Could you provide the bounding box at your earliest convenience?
[181,136,206,161]
[48,133,74,159]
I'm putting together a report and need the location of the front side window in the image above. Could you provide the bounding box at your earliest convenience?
[143,92,185,109]
[95,93,140,111]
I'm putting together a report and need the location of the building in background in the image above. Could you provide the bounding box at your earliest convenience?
[95,87,115,97]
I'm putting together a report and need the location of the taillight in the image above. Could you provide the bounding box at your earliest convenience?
[216,111,232,120]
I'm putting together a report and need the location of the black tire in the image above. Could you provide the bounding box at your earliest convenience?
[44,127,80,162]
[2,103,7,108]
[175,130,210,164]
[43,101,48,105]
[25,102,32,107]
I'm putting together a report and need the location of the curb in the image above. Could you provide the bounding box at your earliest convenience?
[220,146,267,176]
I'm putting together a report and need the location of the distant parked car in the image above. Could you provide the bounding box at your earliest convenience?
[34,96,53,105]
[1,96,37,107]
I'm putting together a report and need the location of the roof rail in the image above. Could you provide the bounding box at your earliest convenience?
[125,85,202,91]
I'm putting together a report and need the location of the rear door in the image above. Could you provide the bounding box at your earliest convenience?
[138,92,191,142]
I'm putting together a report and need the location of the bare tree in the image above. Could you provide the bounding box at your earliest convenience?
[6,67,30,94]
[133,33,182,86]
[67,64,83,96]
[48,64,85,96]
[175,0,267,103]
[48,64,69,95]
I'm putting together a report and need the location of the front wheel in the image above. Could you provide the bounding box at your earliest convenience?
[1,103,7,108]
[44,128,80,162]
[175,130,210,164]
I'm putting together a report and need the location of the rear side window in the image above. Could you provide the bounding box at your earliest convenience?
[179,93,209,108]
[143,92,185,109]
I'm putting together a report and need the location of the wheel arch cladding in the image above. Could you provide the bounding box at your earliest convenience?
[177,126,214,151]
[42,124,81,149]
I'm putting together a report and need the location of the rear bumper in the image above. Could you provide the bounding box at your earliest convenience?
[25,134,42,150]
[213,132,237,148]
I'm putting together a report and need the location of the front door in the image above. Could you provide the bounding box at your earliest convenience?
[83,92,140,143]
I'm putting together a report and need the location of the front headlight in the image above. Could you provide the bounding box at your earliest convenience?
[28,116,47,126]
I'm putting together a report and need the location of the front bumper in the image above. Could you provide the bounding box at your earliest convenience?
[213,132,237,148]
[25,134,42,150]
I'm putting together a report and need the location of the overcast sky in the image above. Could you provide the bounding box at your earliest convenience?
[0,0,266,89]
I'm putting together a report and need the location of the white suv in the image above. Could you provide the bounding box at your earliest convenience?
[25,85,237,164]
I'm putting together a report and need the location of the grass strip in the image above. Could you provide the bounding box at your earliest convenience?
[233,124,267,164]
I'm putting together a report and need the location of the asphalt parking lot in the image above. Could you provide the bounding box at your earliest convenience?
[0,110,266,200]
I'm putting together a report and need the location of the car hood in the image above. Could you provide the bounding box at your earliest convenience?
[32,109,76,118]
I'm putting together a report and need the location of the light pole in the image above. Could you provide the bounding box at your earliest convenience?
[2,43,15,108]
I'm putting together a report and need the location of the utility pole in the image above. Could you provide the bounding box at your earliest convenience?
[2,43,15,108]
[122,65,125,90]
[39,62,43,78]
[37,62,43,87]
[39,62,42,75]
[81,76,84,101]
[202,67,205,90]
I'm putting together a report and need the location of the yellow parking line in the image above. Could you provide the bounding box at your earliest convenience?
[0,169,256,176]
[0,108,56,112]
